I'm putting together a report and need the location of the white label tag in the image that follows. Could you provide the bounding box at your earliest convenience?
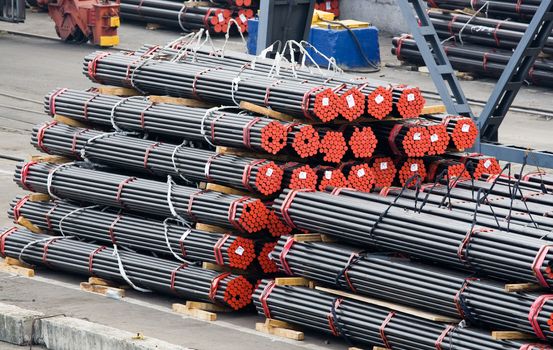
[413,133,421,141]
[380,162,388,170]
[325,170,332,180]
[357,168,366,177]
[322,97,329,106]
[239,14,247,23]
[265,168,274,177]
[235,246,245,256]
[484,159,492,169]
[346,94,356,108]
[410,164,419,172]
[326,1,331,10]
[462,124,470,133]
[218,13,224,22]
[430,134,439,143]
[299,171,307,180]
[407,93,415,102]
[375,94,384,104]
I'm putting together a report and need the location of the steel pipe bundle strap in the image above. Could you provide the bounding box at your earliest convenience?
[14,162,270,233]
[0,226,253,310]
[253,280,549,349]
[273,188,553,285]
[271,236,553,340]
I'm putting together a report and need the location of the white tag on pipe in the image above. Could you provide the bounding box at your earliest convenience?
[218,13,225,22]
[430,134,439,142]
[265,168,274,177]
[357,168,366,177]
[407,93,415,102]
[322,97,329,106]
[484,159,492,169]
[413,133,421,141]
[235,246,245,256]
[325,170,333,180]
[299,171,307,180]
[375,94,384,104]
[462,124,470,133]
[346,94,356,108]
[380,162,388,170]
[239,14,247,23]
[410,163,419,172]
[326,1,331,10]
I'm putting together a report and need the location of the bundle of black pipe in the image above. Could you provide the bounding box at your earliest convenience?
[253,280,549,349]
[31,121,284,196]
[14,162,270,233]
[8,196,258,270]
[0,227,253,310]
[271,236,553,340]
[272,188,553,285]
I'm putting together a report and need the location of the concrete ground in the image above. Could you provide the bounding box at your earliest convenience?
[0,10,551,350]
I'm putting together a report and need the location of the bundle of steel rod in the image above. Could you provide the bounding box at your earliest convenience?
[0,227,253,310]
[482,173,553,195]
[447,153,502,180]
[419,120,449,156]
[44,88,305,156]
[255,240,279,274]
[83,50,426,121]
[372,121,432,157]
[281,163,318,191]
[14,162,269,233]
[518,171,553,191]
[425,0,539,22]
[345,125,378,159]
[119,0,233,34]
[423,114,478,151]
[379,184,553,235]
[272,188,553,285]
[314,166,348,191]
[271,236,553,340]
[266,209,292,237]
[424,157,469,182]
[339,162,376,192]
[317,128,348,163]
[8,196,258,270]
[367,156,397,188]
[30,121,284,196]
[392,33,553,88]
[234,8,254,33]
[210,0,258,7]
[133,43,427,121]
[395,157,427,186]
[253,280,548,349]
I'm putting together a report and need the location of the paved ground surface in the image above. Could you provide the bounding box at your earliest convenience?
[0,11,551,350]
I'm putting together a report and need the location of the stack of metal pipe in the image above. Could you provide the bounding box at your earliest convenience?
[14,161,270,233]
[253,280,548,349]
[8,196,259,270]
[271,236,553,341]
[0,227,253,310]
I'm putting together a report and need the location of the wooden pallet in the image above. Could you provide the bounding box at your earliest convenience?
[80,277,126,298]
[172,301,231,321]
[0,257,35,277]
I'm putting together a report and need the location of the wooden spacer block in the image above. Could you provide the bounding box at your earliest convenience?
[491,331,536,340]
[372,347,390,350]
[293,233,322,242]
[421,105,446,115]
[87,277,127,288]
[28,193,51,202]
[172,302,217,321]
[95,86,140,96]
[205,183,251,196]
[148,95,214,108]
[194,223,227,233]
[239,101,296,123]
[504,283,543,293]
[146,23,162,30]
[53,115,89,128]
[31,155,72,164]
[255,318,304,341]
[0,259,35,277]
[80,282,125,298]
[274,277,311,287]
[185,301,231,313]
[17,216,43,234]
